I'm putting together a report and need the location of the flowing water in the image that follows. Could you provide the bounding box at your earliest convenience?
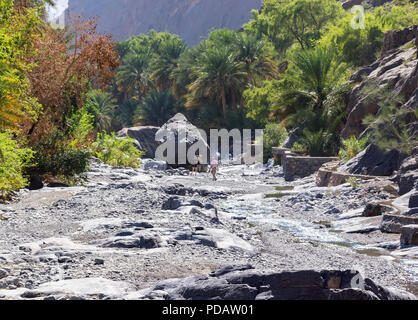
[221,194,418,295]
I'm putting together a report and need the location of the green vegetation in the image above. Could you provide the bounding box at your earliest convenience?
[347,177,360,189]
[0,132,34,198]
[92,132,144,168]
[261,123,288,162]
[1,0,417,198]
[339,135,369,162]
[362,82,418,154]
[319,2,418,66]
[135,90,184,127]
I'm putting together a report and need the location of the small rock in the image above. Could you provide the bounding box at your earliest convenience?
[58,257,73,264]
[94,258,105,265]
[0,268,9,279]
[161,196,182,210]
[362,203,385,217]
[47,182,70,188]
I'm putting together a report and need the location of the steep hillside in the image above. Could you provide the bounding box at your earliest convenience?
[67,0,262,45]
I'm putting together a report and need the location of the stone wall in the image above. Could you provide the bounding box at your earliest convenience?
[283,156,338,181]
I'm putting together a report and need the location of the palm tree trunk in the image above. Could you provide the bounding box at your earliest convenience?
[221,84,228,121]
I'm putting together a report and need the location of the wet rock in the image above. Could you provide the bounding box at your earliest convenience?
[400,225,418,246]
[162,196,182,210]
[381,214,418,234]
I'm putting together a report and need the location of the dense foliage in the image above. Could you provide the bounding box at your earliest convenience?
[0,131,34,198]
[92,132,144,168]
[1,0,417,197]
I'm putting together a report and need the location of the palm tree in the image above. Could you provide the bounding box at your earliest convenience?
[84,90,117,132]
[187,47,247,120]
[232,33,279,86]
[151,38,186,90]
[135,90,182,127]
[273,46,349,124]
[116,52,152,100]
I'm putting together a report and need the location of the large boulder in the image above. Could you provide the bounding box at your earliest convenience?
[130,265,416,300]
[381,214,418,234]
[282,128,302,149]
[117,126,159,159]
[155,113,209,167]
[400,225,418,246]
[382,25,418,57]
[338,144,406,176]
[396,148,418,195]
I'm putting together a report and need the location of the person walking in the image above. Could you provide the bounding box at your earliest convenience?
[191,154,199,176]
[210,157,219,181]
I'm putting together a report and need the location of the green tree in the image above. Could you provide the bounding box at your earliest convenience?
[273,46,349,125]
[0,0,41,130]
[244,0,344,55]
[232,33,278,86]
[187,47,247,120]
[151,37,186,90]
[84,90,117,132]
[135,90,184,127]
[319,2,418,66]
[116,52,152,100]
[0,131,34,198]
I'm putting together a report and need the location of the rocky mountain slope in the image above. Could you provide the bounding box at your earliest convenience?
[67,0,262,45]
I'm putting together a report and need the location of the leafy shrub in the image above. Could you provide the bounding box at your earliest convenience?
[362,82,417,155]
[92,132,144,168]
[67,108,95,151]
[347,177,359,189]
[292,142,307,154]
[299,129,336,157]
[261,123,288,162]
[0,132,34,198]
[29,128,90,177]
[318,3,418,67]
[339,135,369,162]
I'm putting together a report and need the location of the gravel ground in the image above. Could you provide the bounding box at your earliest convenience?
[0,160,416,299]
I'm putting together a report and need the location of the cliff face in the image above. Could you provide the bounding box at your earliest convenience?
[67,0,262,45]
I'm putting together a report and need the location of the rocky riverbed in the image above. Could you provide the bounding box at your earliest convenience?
[0,159,416,300]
